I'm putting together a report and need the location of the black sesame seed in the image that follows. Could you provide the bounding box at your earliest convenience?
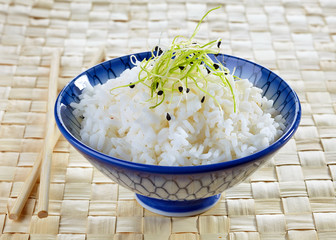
[151,82,159,90]
[217,41,221,48]
[166,113,171,121]
[214,53,219,57]
[186,88,190,93]
[179,66,185,70]
[213,63,219,70]
[158,90,163,96]
[190,61,193,65]
[178,86,183,92]
[225,72,228,75]
[154,46,163,55]
[201,96,205,103]
[129,83,135,88]
[206,68,211,74]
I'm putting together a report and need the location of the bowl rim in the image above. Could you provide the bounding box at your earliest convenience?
[55,52,301,175]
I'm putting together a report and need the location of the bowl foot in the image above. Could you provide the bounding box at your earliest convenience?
[135,194,221,217]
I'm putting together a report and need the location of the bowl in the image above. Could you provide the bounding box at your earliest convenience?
[55,51,301,217]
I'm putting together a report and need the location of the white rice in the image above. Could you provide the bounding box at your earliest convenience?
[71,64,285,166]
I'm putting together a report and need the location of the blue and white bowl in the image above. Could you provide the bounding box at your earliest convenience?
[55,52,301,217]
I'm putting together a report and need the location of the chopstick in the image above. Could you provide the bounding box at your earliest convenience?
[87,45,105,68]
[9,46,106,220]
[37,46,105,218]
[9,49,61,220]
[8,128,61,220]
[37,49,61,218]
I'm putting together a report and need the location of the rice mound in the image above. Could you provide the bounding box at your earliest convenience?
[71,65,285,166]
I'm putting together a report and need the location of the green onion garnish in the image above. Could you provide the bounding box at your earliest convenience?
[110,6,237,114]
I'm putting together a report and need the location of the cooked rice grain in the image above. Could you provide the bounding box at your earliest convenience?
[71,65,285,166]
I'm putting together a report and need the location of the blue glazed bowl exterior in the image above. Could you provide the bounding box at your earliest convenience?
[55,52,301,202]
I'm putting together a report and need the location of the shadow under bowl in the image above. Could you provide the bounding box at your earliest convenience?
[55,52,301,217]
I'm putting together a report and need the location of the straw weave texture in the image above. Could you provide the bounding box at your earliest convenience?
[0,0,336,239]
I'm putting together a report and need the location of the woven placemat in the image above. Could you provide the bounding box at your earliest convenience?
[1,0,336,239]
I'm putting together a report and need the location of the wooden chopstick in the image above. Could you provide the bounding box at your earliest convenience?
[37,49,61,218]
[87,45,105,68]
[9,46,106,220]
[36,46,105,218]
[8,128,61,220]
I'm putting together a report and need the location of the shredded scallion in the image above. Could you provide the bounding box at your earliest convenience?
[110,6,238,114]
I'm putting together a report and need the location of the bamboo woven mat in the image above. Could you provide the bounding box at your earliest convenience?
[0,0,336,239]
